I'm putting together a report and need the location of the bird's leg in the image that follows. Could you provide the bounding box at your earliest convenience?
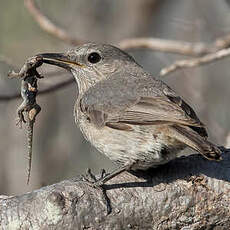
[80,160,137,214]
[93,166,129,186]
[94,160,138,187]
[81,168,97,182]
[81,168,112,214]
[99,168,107,180]
[82,160,137,186]
[81,168,107,183]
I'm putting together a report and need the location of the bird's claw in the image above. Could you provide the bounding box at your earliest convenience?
[81,168,112,214]
[81,168,108,186]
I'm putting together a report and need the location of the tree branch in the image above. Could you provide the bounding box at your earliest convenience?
[118,35,230,56]
[2,2,229,229]
[1,152,230,229]
[118,38,215,56]
[24,0,230,57]
[24,0,84,46]
[0,0,225,103]
[159,47,230,77]
[2,46,230,102]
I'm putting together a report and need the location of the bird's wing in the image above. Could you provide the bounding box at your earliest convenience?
[80,73,207,136]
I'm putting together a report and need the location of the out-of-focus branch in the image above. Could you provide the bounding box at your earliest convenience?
[2,47,230,101]
[24,0,230,57]
[118,36,230,56]
[159,47,230,77]
[215,33,230,50]
[118,38,215,56]
[1,0,228,103]
[0,78,74,101]
[24,0,84,46]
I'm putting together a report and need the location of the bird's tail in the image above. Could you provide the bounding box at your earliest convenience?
[170,125,222,161]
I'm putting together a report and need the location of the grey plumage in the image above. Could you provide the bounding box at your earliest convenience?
[40,43,221,175]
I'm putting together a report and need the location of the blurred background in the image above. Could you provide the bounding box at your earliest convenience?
[0,0,230,195]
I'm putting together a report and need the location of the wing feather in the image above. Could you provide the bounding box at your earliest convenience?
[80,73,207,137]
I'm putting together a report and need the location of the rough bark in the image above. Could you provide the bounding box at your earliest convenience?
[1,151,230,230]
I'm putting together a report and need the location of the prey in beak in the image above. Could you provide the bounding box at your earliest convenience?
[38,53,84,69]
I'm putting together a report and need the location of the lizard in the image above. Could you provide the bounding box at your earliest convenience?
[8,56,43,184]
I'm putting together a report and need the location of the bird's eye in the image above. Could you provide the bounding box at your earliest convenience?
[87,52,101,64]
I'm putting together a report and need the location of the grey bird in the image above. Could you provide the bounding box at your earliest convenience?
[39,43,222,184]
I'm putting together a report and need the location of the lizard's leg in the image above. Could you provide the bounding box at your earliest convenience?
[16,101,29,128]
[28,104,41,122]
[8,62,31,79]
[8,70,21,78]
[8,55,43,79]
[35,70,44,79]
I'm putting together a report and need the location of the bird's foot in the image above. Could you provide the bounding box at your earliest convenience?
[81,168,108,184]
[81,168,112,214]
[80,163,135,214]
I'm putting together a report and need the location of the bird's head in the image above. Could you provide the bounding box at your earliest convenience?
[39,43,139,94]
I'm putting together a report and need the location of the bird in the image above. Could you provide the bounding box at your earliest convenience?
[39,43,222,185]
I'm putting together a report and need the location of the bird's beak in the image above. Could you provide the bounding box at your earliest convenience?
[38,53,84,69]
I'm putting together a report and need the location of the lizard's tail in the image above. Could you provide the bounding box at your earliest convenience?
[26,117,34,185]
[26,105,41,184]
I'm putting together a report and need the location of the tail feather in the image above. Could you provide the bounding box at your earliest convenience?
[170,125,222,161]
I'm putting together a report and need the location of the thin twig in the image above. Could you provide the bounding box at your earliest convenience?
[118,38,215,56]
[24,0,83,46]
[2,0,230,103]
[2,48,230,101]
[0,78,75,101]
[159,47,230,77]
[215,34,230,49]
[118,35,230,56]
[24,1,230,57]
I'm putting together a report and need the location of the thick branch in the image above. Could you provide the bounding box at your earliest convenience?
[1,152,230,229]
